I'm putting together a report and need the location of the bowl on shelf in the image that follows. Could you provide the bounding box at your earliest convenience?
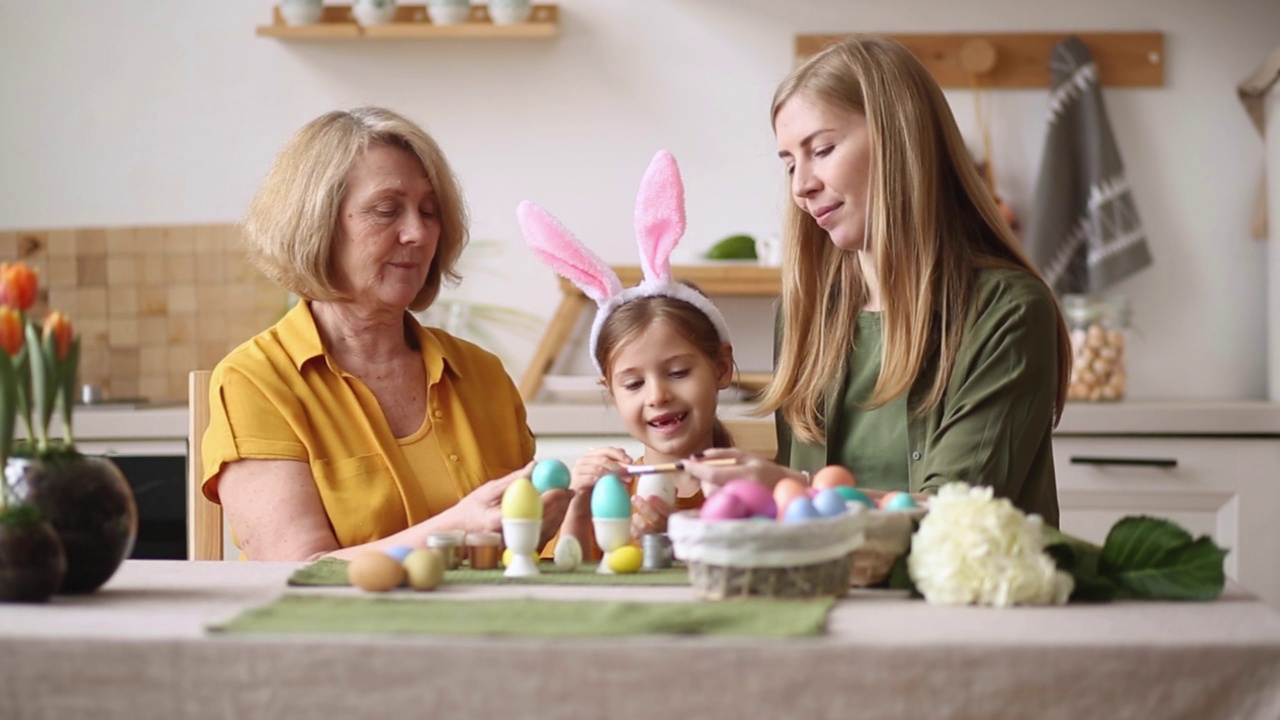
[280,0,324,26]
[488,0,532,25]
[352,0,398,26]
[427,0,472,25]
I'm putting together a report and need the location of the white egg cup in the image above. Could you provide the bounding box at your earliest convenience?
[502,519,541,577]
[634,472,677,507]
[592,518,631,574]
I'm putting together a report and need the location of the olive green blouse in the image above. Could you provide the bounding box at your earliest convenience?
[778,268,1061,526]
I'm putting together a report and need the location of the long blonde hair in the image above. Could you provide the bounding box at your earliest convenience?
[758,35,1070,444]
[242,106,468,313]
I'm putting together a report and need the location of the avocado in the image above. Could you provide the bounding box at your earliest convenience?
[705,234,757,260]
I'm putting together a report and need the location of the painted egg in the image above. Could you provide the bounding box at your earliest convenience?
[832,485,861,502]
[699,490,750,521]
[591,475,632,519]
[607,545,643,574]
[811,465,857,490]
[782,496,823,523]
[348,551,406,592]
[553,535,583,571]
[843,487,875,509]
[773,478,809,519]
[531,458,572,493]
[882,491,919,511]
[812,488,848,517]
[501,477,543,520]
[720,479,777,519]
[383,544,414,563]
[403,548,444,591]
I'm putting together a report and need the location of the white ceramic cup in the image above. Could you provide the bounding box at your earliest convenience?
[488,0,532,25]
[427,0,471,25]
[280,0,324,26]
[352,0,398,26]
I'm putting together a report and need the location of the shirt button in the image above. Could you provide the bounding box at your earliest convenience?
[911,451,922,461]
[433,410,443,419]
[449,454,459,462]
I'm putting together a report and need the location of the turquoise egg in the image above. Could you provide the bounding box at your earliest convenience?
[833,485,861,502]
[782,496,823,523]
[843,487,875,508]
[884,492,919,511]
[531,458,571,492]
[591,475,631,519]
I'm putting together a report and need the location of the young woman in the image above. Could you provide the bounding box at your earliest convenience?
[684,36,1070,525]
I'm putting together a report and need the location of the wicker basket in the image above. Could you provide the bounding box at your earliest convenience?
[849,508,926,587]
[668,507,868,600]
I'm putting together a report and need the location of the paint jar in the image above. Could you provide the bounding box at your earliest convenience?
[641,533,674,570]
[466,531,502,570]
[426,531,464,570]
[1063,294,1129,402]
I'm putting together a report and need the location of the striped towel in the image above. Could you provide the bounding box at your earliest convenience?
[1026,36,1152,295]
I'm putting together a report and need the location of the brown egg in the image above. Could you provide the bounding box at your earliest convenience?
[347,551,406,592]
[772,478,809,520]
[811,465,857,490]
[403,548,445,591]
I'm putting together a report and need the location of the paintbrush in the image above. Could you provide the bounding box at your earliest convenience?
[619,457,739,475]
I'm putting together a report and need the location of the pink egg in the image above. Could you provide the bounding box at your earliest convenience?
[699,490,750,521]
[720,479,778,519]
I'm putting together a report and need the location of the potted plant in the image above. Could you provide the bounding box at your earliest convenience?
[0,262,137,595]
[0,280,65,602]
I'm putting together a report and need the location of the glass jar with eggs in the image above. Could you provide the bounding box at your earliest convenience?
[1062,294,1129,402]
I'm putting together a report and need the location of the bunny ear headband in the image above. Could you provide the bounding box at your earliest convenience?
[517,150,732,375]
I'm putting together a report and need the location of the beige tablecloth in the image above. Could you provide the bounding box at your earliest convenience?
[1,560,1278,719]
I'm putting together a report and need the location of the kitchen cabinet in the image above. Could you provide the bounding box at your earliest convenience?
[257,4,559,40]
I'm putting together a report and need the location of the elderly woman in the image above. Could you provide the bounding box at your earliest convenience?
[201,107,569,560]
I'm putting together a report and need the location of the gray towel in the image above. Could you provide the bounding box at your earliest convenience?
[1026,37,1152,295]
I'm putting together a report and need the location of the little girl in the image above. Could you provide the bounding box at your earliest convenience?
[518,150,735,557]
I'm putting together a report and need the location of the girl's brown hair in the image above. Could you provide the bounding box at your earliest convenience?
[758,35,1070,444]
[595,294,735,448]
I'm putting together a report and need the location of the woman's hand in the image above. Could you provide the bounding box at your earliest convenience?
[681,448,803,495]
[631,496,675,538]
[570,446,634,492]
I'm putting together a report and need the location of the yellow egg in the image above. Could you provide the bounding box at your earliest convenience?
[347,551,406,592]
[501,477,543,520]
[403,548,445,591]
[607,545,643,574]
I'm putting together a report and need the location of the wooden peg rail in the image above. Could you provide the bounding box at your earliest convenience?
[795,32,1165,88]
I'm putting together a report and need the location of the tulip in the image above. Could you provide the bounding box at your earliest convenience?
[0,307,22,357]
[0,262,38,312]
[42,311,73,362]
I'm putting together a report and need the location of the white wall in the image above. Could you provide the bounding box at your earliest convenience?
[1,0,1277,398]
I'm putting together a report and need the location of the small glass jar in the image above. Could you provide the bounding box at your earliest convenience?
[426,531,465,570]
[465,531,502,570]
[1062,294,1129,402]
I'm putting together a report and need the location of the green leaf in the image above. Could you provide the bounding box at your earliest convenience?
[885,551,919,595]
[1044,526,1118,602]
[57,336,79,446]
[1099,516,1227,601]
[24,322,53,447]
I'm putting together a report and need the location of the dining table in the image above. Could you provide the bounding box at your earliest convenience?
[0,559,1278,719]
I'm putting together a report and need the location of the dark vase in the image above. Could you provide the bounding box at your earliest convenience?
[6,453,138,594]
[0,513,66,603]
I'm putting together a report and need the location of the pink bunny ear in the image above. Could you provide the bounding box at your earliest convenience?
[633,150,686,283]
[517,201,622,305]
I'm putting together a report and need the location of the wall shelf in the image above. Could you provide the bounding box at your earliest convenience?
[257,4,559,39]
[795,32,1164,88]
[519,264,781,402]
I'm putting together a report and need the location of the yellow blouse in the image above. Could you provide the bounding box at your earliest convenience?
[201,301,535,549]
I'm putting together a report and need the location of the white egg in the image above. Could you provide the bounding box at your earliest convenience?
[553,535,583,571]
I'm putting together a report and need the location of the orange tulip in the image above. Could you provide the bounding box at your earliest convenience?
[42,311,73,362]
[0,262,38,311]
[0,306,22,357]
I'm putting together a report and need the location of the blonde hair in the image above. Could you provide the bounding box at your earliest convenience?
[758,35,1070,444]
[242,106,468,312]
[596,294,735,449]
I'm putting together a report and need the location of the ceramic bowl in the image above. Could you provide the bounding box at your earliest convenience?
[488,0,532,25]
[280,0,324,26]
[427,0,471,25]
[352,0,398,26]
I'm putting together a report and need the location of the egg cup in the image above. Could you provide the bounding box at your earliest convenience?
[501,519,541,577]
[592,518,631,574]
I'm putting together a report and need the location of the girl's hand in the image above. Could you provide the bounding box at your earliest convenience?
[681,448,801,495]
[570,446,634,492]
[631,495,674,538]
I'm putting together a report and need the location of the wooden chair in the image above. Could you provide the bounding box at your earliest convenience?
[187,370,224,560]
[724,418,777,461]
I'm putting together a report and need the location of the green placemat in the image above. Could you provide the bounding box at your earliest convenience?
[211,594,834,637]
[288,557,691,587]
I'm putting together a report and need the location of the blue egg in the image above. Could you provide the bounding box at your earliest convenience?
[842,487,875,508]
[812,488,848,517]
[531,458,571,492]
[384,545,414,563]
[591,474,632,519]
[884,492,919,511]
[782,496,823,523]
